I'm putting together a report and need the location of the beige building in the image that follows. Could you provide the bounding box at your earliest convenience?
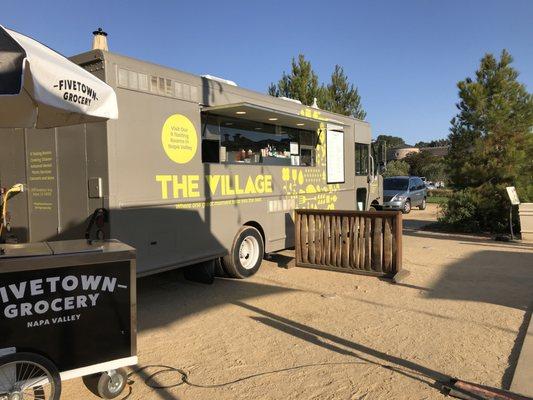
[387,147,419,160]
[387,145,449,161]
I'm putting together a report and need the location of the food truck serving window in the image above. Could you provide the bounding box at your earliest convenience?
[201,114,316,166]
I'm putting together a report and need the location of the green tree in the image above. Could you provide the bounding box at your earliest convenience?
[324,65,366,120]
[414,138,450,148]
[444,50,533,232]
[404,150,435,176]
[268,56,366,119]
[268,54,325,107]
[383,160,410,177]
[419,160,447,182]
[375,134,406,149]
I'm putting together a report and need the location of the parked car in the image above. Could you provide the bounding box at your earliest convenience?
[382,176,427,213]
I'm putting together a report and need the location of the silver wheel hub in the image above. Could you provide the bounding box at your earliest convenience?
[8,392,22,400]
[239,236,259,270]
[108,373,124,393]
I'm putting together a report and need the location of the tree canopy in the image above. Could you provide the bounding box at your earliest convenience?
[324,65,366,120]
[267,54,324,108]
[375,134,406,149]
[442,50,533,232]
[414,138,450,148]
[383,160,410,177]
[268,55,366,120]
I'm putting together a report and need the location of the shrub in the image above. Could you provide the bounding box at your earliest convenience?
[439,185,517,233]
[427,188,453,198]
[438,189,481,232]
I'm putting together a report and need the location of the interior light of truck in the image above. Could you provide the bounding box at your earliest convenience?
[297,123,304,126]
[268,117,278,121]
[236,111,246,115]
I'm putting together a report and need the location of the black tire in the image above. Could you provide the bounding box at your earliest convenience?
[0,352,61,400]
[222,226,264,279]
[419,198,427,210]
[96,368,128,399]
[214,258,228,277]
[402,200,411,214]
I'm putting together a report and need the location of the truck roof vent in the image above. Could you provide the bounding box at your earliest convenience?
[201,75,237,86]
[92,28,108,51]
[279,96,302,105]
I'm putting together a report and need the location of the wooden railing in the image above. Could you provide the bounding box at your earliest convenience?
[295,209,404,279]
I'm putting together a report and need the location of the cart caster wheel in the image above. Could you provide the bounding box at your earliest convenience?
[96,369,127,399]
[0,352,61,400]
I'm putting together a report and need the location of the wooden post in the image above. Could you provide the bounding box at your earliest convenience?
[341,216,349,268]
[336,216,342,267]
[364,217,372,270]
[322,215,327,265]
[331,216,337,266]
[325,216,331,266]
[383,217,392,273]
[315,215,322,265]
[358,217,365,269]
[349,217,356,268]
[309,215,315,264]
[295,211,301,263]
[301,214,308,263]
[372,217,383,272]
[352,217,359,269]
[394,212,403,272]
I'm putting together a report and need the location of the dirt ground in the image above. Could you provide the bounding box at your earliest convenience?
[63,204,533,400]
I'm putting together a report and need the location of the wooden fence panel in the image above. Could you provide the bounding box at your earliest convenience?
[295,209,404,279]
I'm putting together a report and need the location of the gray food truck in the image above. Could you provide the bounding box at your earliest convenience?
[0,48,382,279]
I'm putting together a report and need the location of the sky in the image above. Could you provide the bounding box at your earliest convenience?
[3,0,532,144]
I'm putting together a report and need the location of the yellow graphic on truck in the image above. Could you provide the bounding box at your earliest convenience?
[162,114,198,164]
[156,174,273,199]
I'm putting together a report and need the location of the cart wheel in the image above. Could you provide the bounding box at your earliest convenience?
[0,352,61,400]
[96,369,127,399]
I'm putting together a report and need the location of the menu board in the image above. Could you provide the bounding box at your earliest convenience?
[326,129,345,183]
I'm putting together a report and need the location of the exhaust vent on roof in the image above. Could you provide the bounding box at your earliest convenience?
[92,28,108,51]
[279,96,302,105]
[201,75,237,86]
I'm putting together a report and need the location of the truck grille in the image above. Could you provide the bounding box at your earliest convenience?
[383,195,394,202]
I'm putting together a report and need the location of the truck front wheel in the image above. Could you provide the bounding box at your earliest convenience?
[222,226,264,279]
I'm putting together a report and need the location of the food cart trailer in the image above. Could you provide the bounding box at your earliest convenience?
[1,26,135,400]
[0,240,137,400]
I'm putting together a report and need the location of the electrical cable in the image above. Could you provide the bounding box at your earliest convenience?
[125,361,369,394]
[0,184,24,238]
[121,356,450,398]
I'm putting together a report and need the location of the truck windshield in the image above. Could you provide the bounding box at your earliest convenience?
[384,178,409,191]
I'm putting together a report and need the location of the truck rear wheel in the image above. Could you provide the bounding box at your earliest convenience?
[222,226,264,279]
